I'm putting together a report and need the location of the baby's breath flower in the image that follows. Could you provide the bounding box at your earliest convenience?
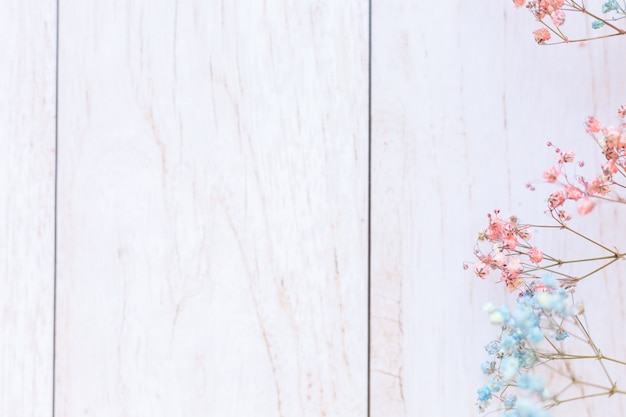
[586,116,601,133]
[539,274,557,288]
[474,261,490,279]
[509,398,551,417]
[484,340,500,355]
[501,356,521,381]
[592,20,606,29]
[503,394,517,408]
[488,306,509,324]
[532,28,551,44]
[542,166,560,183]
[481,360,496,375]
[576,198,595,215]
[551,9,565,26]
[602,0,619,13]
[548,190,566,209]
[557,209,571,221]
[477,385,492,402]
[558,149,575,163]
[517,375,545,393]
[528,247,543,264]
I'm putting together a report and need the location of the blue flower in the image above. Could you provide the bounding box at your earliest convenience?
[592,20,606,29]
[500,333,521,353]
[552,329,569,341]
[486,304,510,324]
[519,348,538,367]
[481,360,496,375]
[526,327,544,344]
[603,0,619,13]
[501,356,521,381]
[539,274,557,288]
[512,397,551,417]
[487,376,504,392]
[533,288,578,317]
[485,340,500,355]
[517,374,545,393]
[477,385,492,401]
[512,304,540,332]
[503,394,517,408]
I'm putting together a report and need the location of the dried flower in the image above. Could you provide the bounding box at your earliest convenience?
[532,28,551,44]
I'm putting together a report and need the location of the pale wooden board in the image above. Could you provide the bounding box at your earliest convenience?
[371,2,626,416]
[55,1,368,415]
[0,1,56,415]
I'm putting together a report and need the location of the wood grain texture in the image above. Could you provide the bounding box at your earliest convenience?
[0,1,56,415]
[371,2,626,416]
[56,1,368,416]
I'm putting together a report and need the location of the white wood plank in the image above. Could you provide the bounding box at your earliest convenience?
[0,1,56,415]
[371,2,626,416]
[56,1,368,415]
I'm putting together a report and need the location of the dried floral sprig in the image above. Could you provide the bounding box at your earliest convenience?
[514,0,626,44]
[533,107,626,216]
[476,276,626,416]
[470,104,626,416]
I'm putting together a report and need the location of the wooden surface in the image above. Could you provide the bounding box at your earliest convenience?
[4,0,626,416]
[55,1,368,416]
[0,1,56,415]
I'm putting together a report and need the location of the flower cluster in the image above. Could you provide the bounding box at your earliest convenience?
[476,276,583,416]
[476,9,626,417]
[471,210,543,291]
[539,143,602,216]
[532,105,626,217]
[586,108,626,171]
[513,0,626,44]
[472,107,626,417]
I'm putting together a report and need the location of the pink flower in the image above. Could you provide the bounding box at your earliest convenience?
[585,116,601,133]
[564,185,583,201]
[515,225,531,240]
[474,261,490,279]
[542,166,560,183]
[492,251,506,267]
[602,159,618,175]
[513,0,525,7]
[533,28,551,44]
[577,198,595,215]
[604,147,620,162]
[528,246,543,264]
[557,210,572,221]
[486,210,504,241]
[586,177,610,195]
[558,150,575,163]
[527,1,551,18]
[502,235,518,250]
[479,253,493,265]
[547,0,564,8]
[506,257,523,274]
[502,274,523,292]
[618,104,626,119]
[551,9,566,26]
[602,126,622,148]
[548,190,566,209]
